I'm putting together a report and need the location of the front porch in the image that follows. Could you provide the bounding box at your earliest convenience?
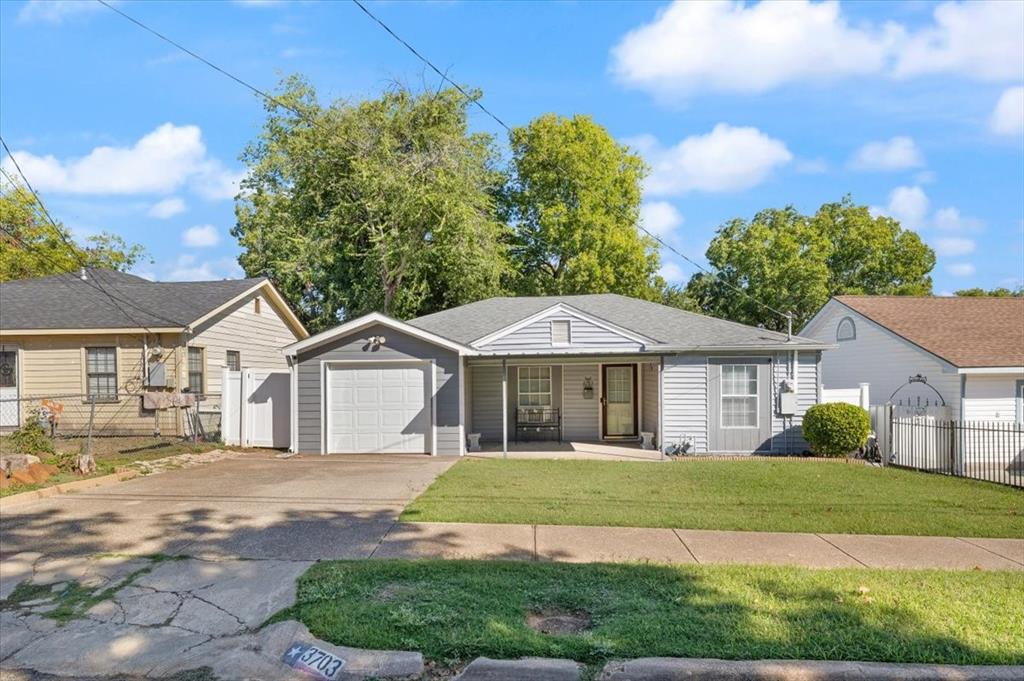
[471,439,664,462]
[463,356,662,456]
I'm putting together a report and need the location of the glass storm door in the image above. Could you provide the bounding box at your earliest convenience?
[602,364,636,437]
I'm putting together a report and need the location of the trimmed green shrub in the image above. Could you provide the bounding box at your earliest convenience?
[8,415,55,457]
[802,402,870,458]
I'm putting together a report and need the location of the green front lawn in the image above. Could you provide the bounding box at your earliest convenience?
[287,560,1024,666]
[401,459,1024,537]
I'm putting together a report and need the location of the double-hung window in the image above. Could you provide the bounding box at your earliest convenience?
[86,347,118,401]
[518,366,552,407]
[187,347,205,394]
[721,364,758,428]
[225,350,241,372]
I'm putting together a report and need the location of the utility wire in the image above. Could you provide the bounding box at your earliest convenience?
[93,0,793,327]
[1,137,185,333]
[345,0,792,326]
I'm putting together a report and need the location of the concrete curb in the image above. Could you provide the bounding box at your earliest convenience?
[0,470,137,508]
[454,657,583,680]
[597,657,1024,680]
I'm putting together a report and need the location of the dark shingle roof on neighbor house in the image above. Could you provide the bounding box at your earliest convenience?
[0,269,265,331]
[834,295,1024,368]
[409,293,824,349]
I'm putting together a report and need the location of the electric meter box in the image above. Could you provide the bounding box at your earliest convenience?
[779,390,798,416]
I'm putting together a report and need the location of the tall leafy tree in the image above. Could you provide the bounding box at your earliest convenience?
[233,76,509,329]
[0,184,145,282]
[955,286,1023,297]
[686,197,935,331]
[501,114,661,298]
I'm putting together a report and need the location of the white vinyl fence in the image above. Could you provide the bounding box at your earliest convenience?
[222,368,290,448]
[821,383,870,410]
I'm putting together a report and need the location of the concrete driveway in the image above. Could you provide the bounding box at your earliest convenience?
[1,452,456,561]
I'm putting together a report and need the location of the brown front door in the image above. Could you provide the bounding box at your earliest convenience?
[602,364,637,438]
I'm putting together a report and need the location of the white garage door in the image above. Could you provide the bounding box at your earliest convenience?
[326,363,431,454]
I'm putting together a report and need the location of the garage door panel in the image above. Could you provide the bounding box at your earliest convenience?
[327,363,431,454]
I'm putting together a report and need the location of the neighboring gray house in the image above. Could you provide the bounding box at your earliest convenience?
[282,294,829,456]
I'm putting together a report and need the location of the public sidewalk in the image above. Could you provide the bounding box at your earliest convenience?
[372,522,1024,570]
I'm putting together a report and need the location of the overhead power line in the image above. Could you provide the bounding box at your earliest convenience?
[93,0,792,327]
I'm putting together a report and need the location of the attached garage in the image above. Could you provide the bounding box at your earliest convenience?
[325,362,432,454]
[285,313,466,456]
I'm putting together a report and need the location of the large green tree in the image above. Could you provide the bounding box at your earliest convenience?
[0,184,145,282]
[501,114,661,298]
[686,197,935,331]
[233,76,509,329]
[955,286,1023,297]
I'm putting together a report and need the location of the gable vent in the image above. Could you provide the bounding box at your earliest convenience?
[551,320,571,345]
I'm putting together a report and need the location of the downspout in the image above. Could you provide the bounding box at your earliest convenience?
[501,358,508,459]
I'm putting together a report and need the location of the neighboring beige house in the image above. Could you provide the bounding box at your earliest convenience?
[0,269,308,438]
[801,296,1024,422]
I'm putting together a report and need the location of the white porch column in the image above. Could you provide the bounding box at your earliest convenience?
[501,358,508,459]
[658,357,665,460]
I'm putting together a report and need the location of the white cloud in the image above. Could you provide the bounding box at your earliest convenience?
[877,185,930,231]
[873,186,985,237]
[1,123,243,200]
[794,158,829,174]
[18,0,107,24]
[990,86,1024,137]
[611,0,894,97]
[611,1,1022,101]
[633,124,792,195]
[946,262,976,277]
[164,254,243,282]
[933,206,983,232]
[147,197,187,219]
[893,1,1024,82]
[658,262,686,283]
[933,237,975,256]
[849,136,924,171]
[182,224,220,248]
[639,201,684,237]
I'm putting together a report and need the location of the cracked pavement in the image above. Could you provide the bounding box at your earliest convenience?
[0,454,455,679]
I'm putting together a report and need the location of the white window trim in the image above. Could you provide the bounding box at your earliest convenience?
[84,345,119,403]
[517,365,553,408]
[551,320,571,346]
[721,363,759,430]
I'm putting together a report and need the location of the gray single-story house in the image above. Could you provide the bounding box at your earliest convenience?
[282,294,831,456]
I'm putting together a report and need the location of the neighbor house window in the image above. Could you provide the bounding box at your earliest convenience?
[226,350,240,372]
[518,366,552,407]
[836,316,856,342]
[551,320,571,346]
[86,347,118,400]
[187,347,205,393]
[721,364,757,428]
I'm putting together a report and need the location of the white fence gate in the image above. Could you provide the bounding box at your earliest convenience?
[222,368,290,448]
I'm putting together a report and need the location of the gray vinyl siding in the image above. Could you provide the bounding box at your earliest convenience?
[294,323,461,454]
[707,358,773,452]
[562,363,600,440]
[661,354,708,452]
[481,313,644,352]
[641,361,659,436]
[768,350,819,453]
[469,364,563,442]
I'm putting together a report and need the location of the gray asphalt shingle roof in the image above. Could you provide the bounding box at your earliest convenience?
[0,269,265,331]
[408,293,822,349]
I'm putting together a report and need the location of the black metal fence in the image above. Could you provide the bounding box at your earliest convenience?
[889,414,1023,488]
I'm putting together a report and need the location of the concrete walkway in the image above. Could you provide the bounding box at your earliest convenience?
[373,522,1024,570]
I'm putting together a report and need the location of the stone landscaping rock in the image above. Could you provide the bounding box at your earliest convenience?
[453,657,583,681]
[9,470,36,486]
[0,454,40,473]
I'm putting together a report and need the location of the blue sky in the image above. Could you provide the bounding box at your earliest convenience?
[2,0,1022,294]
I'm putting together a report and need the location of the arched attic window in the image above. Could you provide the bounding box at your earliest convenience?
[836,316,857,342]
